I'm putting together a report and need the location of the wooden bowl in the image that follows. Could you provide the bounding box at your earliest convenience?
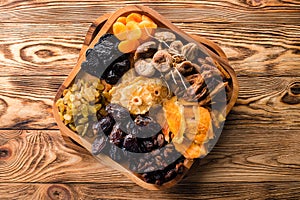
[53,5,239,190]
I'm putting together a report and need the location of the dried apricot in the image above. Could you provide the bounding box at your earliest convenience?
[138,20,157,40]
[126,13,142,23]
[142,15,155,23]
[116,16,127,25]
[118,39,140,53]
[113,22,127,40]
[126,21,142,40]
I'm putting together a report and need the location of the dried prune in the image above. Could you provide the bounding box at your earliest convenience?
[109,145,124,161]
[109,123,126,147]
[93,115,115,136]
[139,155,186,185]
[106,104,131,123]
[102,55,131,85]
[81,50,102,77]
[112,57,131,76]
[140,140,154,152]
[85,48,93,57]
[123,134,140,153]
[134,115,161,137]
[92,136,107,155]
[104,70,120,85]
[81,33,130,81]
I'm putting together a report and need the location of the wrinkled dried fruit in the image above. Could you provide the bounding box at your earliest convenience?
[123,134,140,152]
[135,41,158,60]
[92,136,107,155]
[134,58,156,77]
[152,50,173,73]
[93,115,115,136]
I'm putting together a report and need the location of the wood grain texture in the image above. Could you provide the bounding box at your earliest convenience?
[0,129,299,184]
[0,22,299,77]
[0,182,299,200]
[0,0,299,198]
[0,0,299,24]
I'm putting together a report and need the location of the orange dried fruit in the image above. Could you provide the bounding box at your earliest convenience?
[142,15,155,23]
[126,13,142,23]
[183,142,207,159]
[138,20,157,40]
[195,106,213,143]
[163,96,186,144]
[126,21,142,40]
[116,16,127,25]
[118,39,140,53]
[113,22,127,40]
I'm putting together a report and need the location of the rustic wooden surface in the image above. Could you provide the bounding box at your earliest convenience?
[0,0,299,199]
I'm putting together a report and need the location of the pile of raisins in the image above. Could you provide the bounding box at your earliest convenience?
[81,34,131,84]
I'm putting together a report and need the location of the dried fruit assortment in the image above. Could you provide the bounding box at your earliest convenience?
[56,12,232,187]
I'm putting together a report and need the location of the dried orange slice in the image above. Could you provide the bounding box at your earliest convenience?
[163,96,186,144]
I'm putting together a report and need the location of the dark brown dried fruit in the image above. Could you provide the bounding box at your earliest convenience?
[93,115,115,136]
[106,103,131,123]
[92,136,107,155]
[109,123,126,147]
[123,134,140,153]
[135,41,158,60]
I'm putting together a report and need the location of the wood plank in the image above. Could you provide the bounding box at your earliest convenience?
[0,22,298,76]
[0,0,299,24]
[0,129,299,184]
[0,182,299,200]
[0,76,299,130]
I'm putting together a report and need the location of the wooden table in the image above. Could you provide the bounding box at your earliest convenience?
[0,1,299,199]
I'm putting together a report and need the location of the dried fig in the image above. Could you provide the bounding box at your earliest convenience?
[152,50,173,73]
[134,58,156,77]
[182,43,199,61]
[134,41,158,60]
[169,40,183,55]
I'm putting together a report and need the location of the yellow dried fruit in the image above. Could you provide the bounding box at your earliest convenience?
[110,73,168,115]
[56,78,106,136]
